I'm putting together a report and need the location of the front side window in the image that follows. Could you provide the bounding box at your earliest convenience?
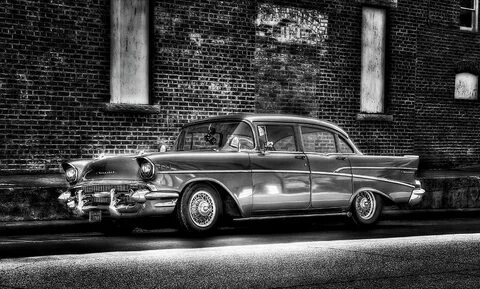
[338,137,355,154]
[177,121,254,151]
[301,127,336,154]
[257,124,297,152]
[460,0,479,31]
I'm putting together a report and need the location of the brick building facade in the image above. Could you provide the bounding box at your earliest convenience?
[1,0,480,173]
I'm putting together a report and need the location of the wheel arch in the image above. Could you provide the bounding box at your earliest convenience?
[349,187,395,207]
[179,178,244,218]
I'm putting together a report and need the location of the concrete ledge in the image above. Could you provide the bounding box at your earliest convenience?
[355,0,398,8]
[414,176,480,210]
[103,103,161,114]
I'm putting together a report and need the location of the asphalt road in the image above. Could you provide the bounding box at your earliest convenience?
[1,216,480,288]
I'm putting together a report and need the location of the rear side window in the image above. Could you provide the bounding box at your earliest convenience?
[301,127,336,154]
[258,124,297,151]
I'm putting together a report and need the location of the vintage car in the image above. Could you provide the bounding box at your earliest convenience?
[58,114,425,234]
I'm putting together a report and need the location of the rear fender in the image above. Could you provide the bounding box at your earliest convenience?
[349,187,393,206]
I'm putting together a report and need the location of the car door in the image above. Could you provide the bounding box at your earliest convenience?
[250,123,310,213]
[300,125,353,209]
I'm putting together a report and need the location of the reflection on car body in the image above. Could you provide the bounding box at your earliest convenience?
[58,114,425,234]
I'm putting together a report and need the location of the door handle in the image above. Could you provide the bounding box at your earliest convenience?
[336,156,346,161]
[295,155,306,160]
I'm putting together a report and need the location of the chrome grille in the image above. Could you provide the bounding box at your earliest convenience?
[92,197,110,204]
[82,184,132,194]
[78,184,147,206]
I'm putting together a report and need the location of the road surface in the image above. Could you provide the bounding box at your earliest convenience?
[1,215,480,288]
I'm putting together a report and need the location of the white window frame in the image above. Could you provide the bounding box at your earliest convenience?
[360,7,386,114]
[455,72,478,100]
[460,0,479,32]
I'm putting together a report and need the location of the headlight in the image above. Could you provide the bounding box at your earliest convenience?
[140,160,155,180]
[65,167,77,183]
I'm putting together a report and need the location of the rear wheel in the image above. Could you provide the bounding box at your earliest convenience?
[177,183,222,234]
[350,191,383,227]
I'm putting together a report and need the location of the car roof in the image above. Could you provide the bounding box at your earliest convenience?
[183,113,350,138]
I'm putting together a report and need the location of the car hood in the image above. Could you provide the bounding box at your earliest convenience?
[77,155,141,182]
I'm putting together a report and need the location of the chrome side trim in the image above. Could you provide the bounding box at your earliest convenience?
[310,171,352,178]
[310,171,414,188]
[252,169,309,174]
[334,166,417,173]
[160,170,251,174]
[235,212,349,222]
[351,174,415,188]
[160,169,310,174]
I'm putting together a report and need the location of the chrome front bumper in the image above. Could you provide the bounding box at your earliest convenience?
[59,188,179,219]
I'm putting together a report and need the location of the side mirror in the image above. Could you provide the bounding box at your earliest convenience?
[261,141,274,155]
[265,141,274,150]
[229,136,240,151]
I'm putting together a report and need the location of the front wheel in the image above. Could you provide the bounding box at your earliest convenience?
[350,191,383,227]
[176,183,222,234]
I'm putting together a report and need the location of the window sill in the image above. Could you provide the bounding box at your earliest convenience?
[355,0,397,8]
[459,28,479,35]
[103,103,161,114]
[356,113,393,122]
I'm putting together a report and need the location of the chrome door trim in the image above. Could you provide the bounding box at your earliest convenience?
[159,169,312,174]
[334,166,417,173]
[251,169,310,174]
[160,170,251,174]
[310,171,352,178]
[351,174,415,188]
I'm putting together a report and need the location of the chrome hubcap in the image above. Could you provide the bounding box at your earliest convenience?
[189,190,216,228]
[355,191,376,220]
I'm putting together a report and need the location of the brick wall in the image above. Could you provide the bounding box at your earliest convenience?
[1,0,480,173]
[255,0,417,157]
[0,0,256,173]
[415,1,480,168]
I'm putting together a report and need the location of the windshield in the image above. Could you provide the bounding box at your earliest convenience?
[176,121,255,151]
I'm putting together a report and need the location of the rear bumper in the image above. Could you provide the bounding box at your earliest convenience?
[408,188,425,206]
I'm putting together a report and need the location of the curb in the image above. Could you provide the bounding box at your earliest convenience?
[2,208,480,236]
[0,219,92,236]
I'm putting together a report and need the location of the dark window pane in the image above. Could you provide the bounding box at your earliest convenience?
[461,0,474,9]
[261,125,297,151]
[460,10,474,28]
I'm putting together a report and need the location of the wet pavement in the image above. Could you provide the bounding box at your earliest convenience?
[1,214,480,288]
